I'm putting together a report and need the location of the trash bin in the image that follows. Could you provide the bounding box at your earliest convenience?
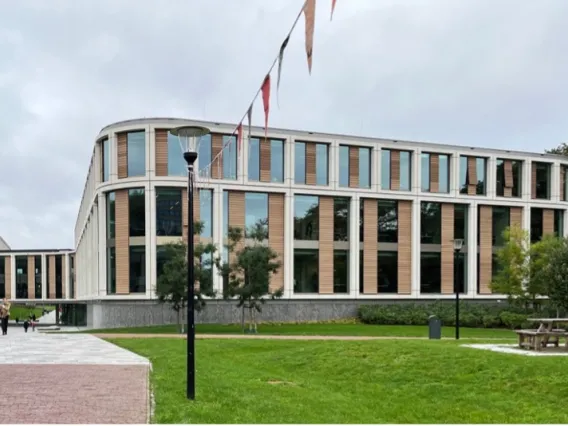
[428,315,442,339]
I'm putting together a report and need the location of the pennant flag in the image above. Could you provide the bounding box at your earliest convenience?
[247,105,253,141]
[304,0,316,74]
[276,36,290,107]
[261,74,271,138]
[331,0,337,21]
[236,122,243,154]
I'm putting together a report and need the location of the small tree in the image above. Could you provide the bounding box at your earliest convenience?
[156,222,219,333]
[538,237,568,314]
[221,222,283,333]
[528,234,563,309]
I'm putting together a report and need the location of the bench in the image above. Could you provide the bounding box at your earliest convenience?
[515,329,568,351]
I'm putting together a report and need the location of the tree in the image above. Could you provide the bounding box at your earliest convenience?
[221,222,283,333]
[156,221,219,333]
[528,234,563,307]
[538,237,568,313]
[546,143,568,156]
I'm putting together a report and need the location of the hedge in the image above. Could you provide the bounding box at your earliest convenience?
[357,302,560,329]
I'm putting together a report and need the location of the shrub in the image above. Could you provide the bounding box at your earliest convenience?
[499,311,530,329]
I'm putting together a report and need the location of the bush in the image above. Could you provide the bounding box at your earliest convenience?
[499,311,530,329]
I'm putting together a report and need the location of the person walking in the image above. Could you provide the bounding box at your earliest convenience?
[1,299,11,335]
[23,319,29,333]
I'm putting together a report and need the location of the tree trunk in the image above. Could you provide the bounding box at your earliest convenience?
[252,308,258,333]
[241,306,246,333]
[248,307,254,333]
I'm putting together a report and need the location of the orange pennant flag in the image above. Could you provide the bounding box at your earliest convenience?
[304,0,316,74]
[261,74,271,138]
[331,0,337,21]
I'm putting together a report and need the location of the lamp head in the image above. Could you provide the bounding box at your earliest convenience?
[453,238,464,252]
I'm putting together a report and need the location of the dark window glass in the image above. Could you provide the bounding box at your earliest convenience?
[359,202,364,243]
[34,255,42,299]
[101,138,110,182]
[460,156,486,195]
[339,146,349,187]
[496,159,505,196]
[69,255,74,300]
[156,246,168,282]
[129,246,145,293]
[497,159,523,197]
[378,251,397,293]
[294,195,319,240]
[459,156,468,194]
[197,134,212,178]
[512,161,522,197]
[245,192,268,238]
[492,206,510,246]
[199,252,214,295]
[222,135,237,180]
[127,131,146,177]
[55,255,62,299]
[334,198,350,241]
[530,208,543,244]
[554,210,564,237]
[294,142,306,184]
[46,258,50,300]
[155,188,182,237]
[359,147,371,188]
[454,204,468,243]
[333,250,349,293]
[492,253,501,280]
[535,162,551,199]
[455,252,467,293]
[0,257,5,298]
[564,166,568,201]
[223,191,229,238]
[476,157,487,195]
[106,192,115,239]
[167,131,187,176]
[200,189,213,238]
[271,139,284,183]
[15,256,28,299]
[421,202,442,244]
[129,188,145,237]
[420,252,441,293]
[248,137,260,181]
[381,150,391,190]
[107,247,116,295]
[378,200,398,243]
[293,249,318,293]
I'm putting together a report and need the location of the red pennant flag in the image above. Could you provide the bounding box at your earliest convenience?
[331,0,337,21]
[236,123,243,154]
[304,0,316,74]
[261,74,271,138]
[247,105,253,141]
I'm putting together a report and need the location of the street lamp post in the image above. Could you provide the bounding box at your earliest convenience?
[170,125,210,401]
[453,238,464,340]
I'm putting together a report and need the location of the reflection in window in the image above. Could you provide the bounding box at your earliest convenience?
[378,251,398,293]
[106,192,115,239]
[294,142,306,184]
[378,200,398,243]
[459,156,486,195]
[454,204,468,243]
[420,202,441,244]
[107,247,116,295]
[334,198,350,241]
[359,147,371,188]
[316,143,328,185]
[155,188,182,237]
[15,256,28,299]
[496,159,522,197]
[530,208,543,244]
[381,150,391,190]
[101,138,110,182]
[294,195,319,240]
[564,166,568,201]
[156,245,168,283]
[245,192,268,238]
[167,132,187,176]
[420,252,441,293]
[200,189,213,238]
[199,252,214,295]
[439,155,450,193]
[127,131,146,177]
[197,134,212,177]
[476,157,486,195]
[333,250,349,293]
[534,162,551,200]
[129,188,146,237]
[270,139,284,183]
[492,206,510,246]
[34,255,42,299]
[222,135,237,180]
[339,146,349,187]
[248,138,260,181]
[554,210,564,237]
[399,151,411,191]
[455,252,467,293]
[293,249,318,293]
[421,153,430,192]
[129,246,146,293]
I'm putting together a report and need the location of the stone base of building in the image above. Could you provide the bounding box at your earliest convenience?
[86,298,502,330]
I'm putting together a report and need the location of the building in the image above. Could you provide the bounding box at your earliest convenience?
[0,236,10,251]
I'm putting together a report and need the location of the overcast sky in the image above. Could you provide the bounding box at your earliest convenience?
[0,0,567,249]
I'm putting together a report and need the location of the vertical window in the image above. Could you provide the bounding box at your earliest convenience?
[534,162,551,200]
[293,249,319,293]
[381,149,391,190]
[294,195,319,240]
[101,138,110,182]
[492,207,510,246]
[378,251,398,293]
[563,166,568,201]
[294,142,306,184]
[155,188,182,237]
[476,157,486,195]
[197,134,212,177]
[0,257,4,299]
[222,135,237,180]
[200,189,213,238]
[512,161,522,197]
[34,255,42,299]
[248,137,260,181]
[333,250,349,293]
[439,154,450,193]
[421,153,430,192]
[378,200,398,243]
[459,156,468,194]
[530,208,544,244]
[69,255,74,300]
[359,147,371,188]
[15,256,27,299]
[55,255,63,299]
[156,246,168,283]
[339,146,349,187]
[46,258,50,299]
[127,131,146,177]
[420,253,441,293]
[399,151,411,191]
[496,159,505,196]
[555,210,564,237]
[167,131,187,176]
[270,139,284,183]
[334,198,350,241]
[129,246,146,293]
[454,204,468,243]
[460,156,486,195]
[223,190,229,238]
[245,192,269,238]
[129,189,145,237]
[106,192,115,239]
[420,202,442,244]
[316,143,328,185]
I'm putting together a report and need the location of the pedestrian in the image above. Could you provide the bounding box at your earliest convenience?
[1,299,11,335]
[31,313,36,332]
[23,319,29,333]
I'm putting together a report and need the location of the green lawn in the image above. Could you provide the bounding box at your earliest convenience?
[88,323,517,339]
[111,338,568,424]
[9,305,52,321]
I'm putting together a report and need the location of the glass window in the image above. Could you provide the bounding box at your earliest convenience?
[0,257,4,299]
[333,250,349,293]
[459,156,486,195]
[476,157,486,195]
[129,246,146,293]
[316,143,328,185]
[459,156,468,194]
[492,206,510,246]
[381,150,391,190]
[359,147,371,188]
[421,153,430,192]
[127,131,146,177]
[15,256,28,299]
[200,189,213,238]
[155,188,182,237]
[378,200,398,243]
[455,252,467,293]
[564,166,568,201]
[334,198,350,241]
[293,249,318,293]
[46,259,50,299]
[129,188,145,237]
[271,139,284,183]
[222,135,237,180]
[530,208,543,244]
[167,131,186,176]
[512,161,522,197]
[248,137,260,181]
[454,204,468,243]
[55,256,63,299]
[245,192,269,238]
[197,134,212,177]
[399,151,411,191]
[496,159,505,196]
[294,195,319,240]
[554,210,564,237]
[156,245,168,283]
[106,192,115,239]
[101,138,110,182]
[294,142,306,184]
[34,255,41,299]
[439,154,450,193]
[339,146,349,187]
[378,251,398,293]
[223,190,229,238]
[421,202,442,244]
[535,162,551,200]
[420,252,441,293]
[107,247,116,295]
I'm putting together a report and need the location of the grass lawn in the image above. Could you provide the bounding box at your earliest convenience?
[9,305,51,321]
[111,337,568,424]
[88,323,518,339]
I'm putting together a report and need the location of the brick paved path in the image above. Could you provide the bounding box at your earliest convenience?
[0,328,150,424]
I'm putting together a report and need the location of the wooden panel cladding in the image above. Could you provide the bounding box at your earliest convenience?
[228,191,245,265]
[260,138,271,182]
[397,201,412,294]
[318,196,334,294]
[363,199,378,294]
[543,209,555,236]
[305,143,317,185]
[27,256,35,299]
[155,129,168,177]
[561,167,566,202]
[430,154,440,193]
[117,132,128,179]
[510,207,523,229]
[390,150,401,191]
[531,163,537,200]
[182,189,201,245]
[48,255,56,299]
[503,160,513,197]
[211,134,223,179]
[268,194,285,292]
[467,157,477,195]
[441,204,455,294]
[348,146,359,188]
[478,206,493,294]
[4,257,11,299]
[115,190,130,294]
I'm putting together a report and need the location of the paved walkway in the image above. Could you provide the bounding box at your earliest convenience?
[0,326,150,424]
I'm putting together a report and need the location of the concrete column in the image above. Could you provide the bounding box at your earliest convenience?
[486,156,496,199]
[372,146,381,191]
[145,185,153,299]
[551,162,560,202]
[41,254,47,300]
[98,193,107,298]
[284,190,295,299]
[523,160,532,201]
[467,201,477,298]
[329,140,338,189]
[213,186,224,294]
[411,200,421,298]
[286,137,295,185]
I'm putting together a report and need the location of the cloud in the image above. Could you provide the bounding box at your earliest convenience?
[0,0,567,248]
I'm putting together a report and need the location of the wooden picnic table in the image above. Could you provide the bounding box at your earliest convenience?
[515,318,568,351]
